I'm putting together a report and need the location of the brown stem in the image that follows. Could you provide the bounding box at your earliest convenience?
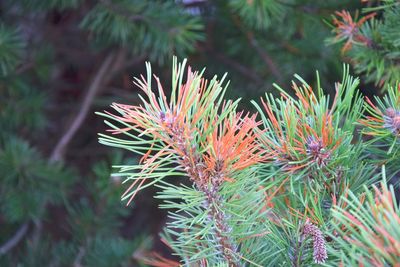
[245,32,283,84]
[166,123,239,266]
[31,50,133,250]
[229,14,283,84]
[50,50,126,162]
[203,187,239,266]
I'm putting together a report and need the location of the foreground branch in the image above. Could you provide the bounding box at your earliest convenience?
[168,123,240,266]
[203,187,239,266]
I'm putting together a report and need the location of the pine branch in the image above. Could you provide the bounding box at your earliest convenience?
[164,116,240,266]
[98,58,265,265]
[50,50,126,162]
[73,246,86,267]
[229,14,283,83]
[27,50,133,255]
[30,49,130,253]
[245,31,283,84]
[99,0,146,23]
[203,188,239,266]
[0,222,29,255]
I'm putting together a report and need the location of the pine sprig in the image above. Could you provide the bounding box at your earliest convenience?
[0,137,74,223]
[359,83,400,177]
[331,169,400,266]
[98,58,271,265]
[253,66,370,195]
[228,0,285,30]
[327,4,400,87]
[81,1,204,63]
[0,24,25,77]
[360,83,400,139]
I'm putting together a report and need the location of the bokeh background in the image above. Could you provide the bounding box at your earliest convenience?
[0,0,373,266]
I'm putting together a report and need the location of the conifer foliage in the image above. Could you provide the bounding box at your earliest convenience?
[332,172,400,266]
[329,0,400,87]
[98,58,400,266]
[0,0,203,265]
[98,58,269,266]
[1,0,399,266]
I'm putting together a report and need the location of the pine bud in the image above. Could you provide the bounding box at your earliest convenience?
[303,222,328,264]
[383,108,400,135]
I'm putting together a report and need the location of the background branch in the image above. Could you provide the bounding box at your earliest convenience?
[245,32,283,84]
[50,50,126,162]
[0,223,29,255]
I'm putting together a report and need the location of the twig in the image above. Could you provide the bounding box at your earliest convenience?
[31,218,43,250]
[245,32,283,84]
[0,223,29,255]
[73,246,86,267]
[30,50,127,251]
[50,50,126,162]
[1,50,141,255]
[165,122,240,266]
[230,14,283,84]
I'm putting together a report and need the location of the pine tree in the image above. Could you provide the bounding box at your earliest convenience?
[1,0,399,266]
